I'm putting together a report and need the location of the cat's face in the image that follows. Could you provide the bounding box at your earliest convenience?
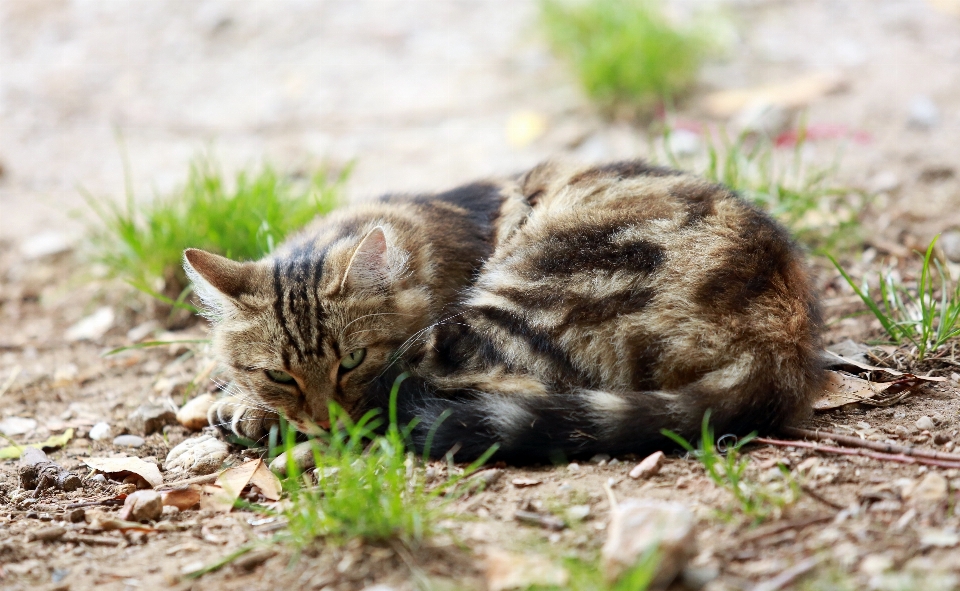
[184,227,431,435]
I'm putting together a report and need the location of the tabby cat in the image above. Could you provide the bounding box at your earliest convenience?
[184,160,824,462]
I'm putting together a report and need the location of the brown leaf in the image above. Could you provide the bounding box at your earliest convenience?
[813,370,937,411]
[823,350,947,381]
[249,460,282,501]
[160,485,202,510]
[83,456,163,488]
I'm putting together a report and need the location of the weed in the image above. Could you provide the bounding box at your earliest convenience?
[281,375,494,548]
[540,0,711,116]
[84,155,349,297]
[662,412,799,523]
[831,235,960,361]
[657,126,865,251]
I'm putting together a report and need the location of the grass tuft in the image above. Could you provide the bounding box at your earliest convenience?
[281,375,494,548]
[84,156,349,297]
[663,412,799,524]
[831,235,960,361]
[540,0,711,116]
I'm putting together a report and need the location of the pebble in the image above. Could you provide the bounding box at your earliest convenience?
[65,307,115,342]
[88,474,107,484]
[907,472,949,506]
[566,463,581,473]
[941,229,960,263]
[0,417,37,436]
[894,425,910,438]
[269,440,317,475]
[26,525,66,542]
[128,401,178,435]
[908,95,940,128]
[20,232,73,260]
[665,129,701,157]
[176,394,216,431]
[916,416,936,431]
[112,434,145,448]
[601,499,696,586]
[934,432,952,445]
[165,434,229,475]
[590,454,611,464]
[88,422,113,441]
[629,451,664,479]
[119,490,163,522]
[66,508,85,523]
[565,505,591,522]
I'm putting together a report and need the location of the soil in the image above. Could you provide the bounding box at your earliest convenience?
[3,1,960,590]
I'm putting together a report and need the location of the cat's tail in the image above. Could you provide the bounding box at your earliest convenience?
[382,375,812,464]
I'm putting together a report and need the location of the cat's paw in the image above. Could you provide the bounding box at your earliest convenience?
[207,395,279,442]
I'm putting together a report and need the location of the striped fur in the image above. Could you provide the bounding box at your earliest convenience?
[185,161,824,462]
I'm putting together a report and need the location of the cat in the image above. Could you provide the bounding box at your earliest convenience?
[184,160,824,463]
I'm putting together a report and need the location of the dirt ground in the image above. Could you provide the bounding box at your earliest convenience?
[4,1,960,590]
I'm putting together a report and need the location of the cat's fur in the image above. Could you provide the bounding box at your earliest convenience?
[184,160,824,462]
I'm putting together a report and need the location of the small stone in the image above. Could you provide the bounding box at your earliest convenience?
[908,95,940,128]
[590,454,611,464]
[894,425,910,438]
[119,490,163,522]
[0,417,37,437]
[116,483,137,495]
[26,525,66,542]
[112,435,145,448]
[89,474,107,484]
[680,564,719,590]
[65,307,115,342]
[934,432,952,445]
[485,549,569,591]
[916,416,936,431]
[567,463,581,473]
[629,451,664,479]
[88,422,113,441]
[162,505,180,518]
[941,229,960,263]
[607,458,621,467]
[20,232,73,260]
[128,401,178,435]
[601,499,696,586]
[907,472,949,506]
[67,508,85,523]
[932,412,946,425]
[665,129,700,157]
[176,394,216,431]
[269,440,317,476]
[566,505,591,522]
[165,434,229,475]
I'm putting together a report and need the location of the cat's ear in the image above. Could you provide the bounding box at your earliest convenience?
[183,249,251,319]
[341,226,390,292]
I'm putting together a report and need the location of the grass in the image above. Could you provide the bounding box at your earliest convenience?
[831,235,960,361]
[540,0,711,117]
[279,375,494,548]
[663,412,799,524]
[657,125,865,252]
[84,154,349,299]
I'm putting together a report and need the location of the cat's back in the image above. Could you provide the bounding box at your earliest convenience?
[459,160,823,434]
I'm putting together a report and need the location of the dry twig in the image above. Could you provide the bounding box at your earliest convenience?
[755,437,960,469]
[782,426,960,462]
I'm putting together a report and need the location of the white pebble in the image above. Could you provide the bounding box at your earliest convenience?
[88,422,113,441]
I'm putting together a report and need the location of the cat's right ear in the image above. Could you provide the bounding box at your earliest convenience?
[183,249,251,320]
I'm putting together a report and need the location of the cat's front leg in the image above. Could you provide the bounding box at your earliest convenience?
[207,394,279,442]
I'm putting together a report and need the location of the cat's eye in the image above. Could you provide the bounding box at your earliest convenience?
[265,369,296,385]
[339,348,366,371]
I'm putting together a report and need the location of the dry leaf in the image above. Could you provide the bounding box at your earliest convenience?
[485,549,568,591]
[702,71,846,118]
[201,459,277,512]
[511,478,542,488]
[161,486,202,510]
[813,370,938,411]
[83,456,163,488]
[249,461,282,501]
[824,350,947,381]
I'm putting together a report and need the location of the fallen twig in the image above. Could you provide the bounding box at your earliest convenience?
[61,532,124,546]
[782,426,960,462]
[514,510,565,531]
[750,555,821,591]
[755,437,960,469]
[740,514,834,545]
[65,499,124,509]
[799,484,845,511]
[157,472,218,490]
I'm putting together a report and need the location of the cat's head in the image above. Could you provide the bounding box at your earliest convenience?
[183,226,431,436]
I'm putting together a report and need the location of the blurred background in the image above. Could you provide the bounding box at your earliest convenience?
[2,0,959,256]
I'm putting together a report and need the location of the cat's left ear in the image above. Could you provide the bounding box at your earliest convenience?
[341,226,390,292]
[183,248,254,319]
